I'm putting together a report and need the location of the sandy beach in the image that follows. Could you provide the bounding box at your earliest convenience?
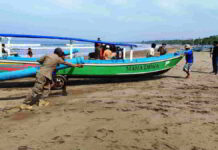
[0,51,218,150]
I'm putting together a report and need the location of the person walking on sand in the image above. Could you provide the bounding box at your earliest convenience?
[211,41,218,74]
[210,46,215,73]
[23,48,83,106]
[183,44,193,78]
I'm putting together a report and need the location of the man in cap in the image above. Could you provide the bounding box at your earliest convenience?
[103,45,113,60]
[24,48,83,106]
[183,44,193,78]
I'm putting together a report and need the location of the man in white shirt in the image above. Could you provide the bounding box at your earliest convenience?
[147,43,156,57]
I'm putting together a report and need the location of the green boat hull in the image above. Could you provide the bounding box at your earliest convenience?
[57,54,183,78]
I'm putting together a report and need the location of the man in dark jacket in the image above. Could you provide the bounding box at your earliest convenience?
[212,41,218,74]
[158,43,167,55]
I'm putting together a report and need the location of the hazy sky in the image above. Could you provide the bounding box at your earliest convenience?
[0,0,218,41]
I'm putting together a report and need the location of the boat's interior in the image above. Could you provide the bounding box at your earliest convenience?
[2,51,181,65]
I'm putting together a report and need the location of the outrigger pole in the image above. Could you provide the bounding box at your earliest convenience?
[0,34,137,47]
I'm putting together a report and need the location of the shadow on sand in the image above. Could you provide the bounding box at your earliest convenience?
[191,70,210,74]
[0,96,26,101]
[0,74,183,89]
[0,81,35,88]
[0,75,184,101]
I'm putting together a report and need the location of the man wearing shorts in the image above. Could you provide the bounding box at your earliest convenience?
[183,44,193,78]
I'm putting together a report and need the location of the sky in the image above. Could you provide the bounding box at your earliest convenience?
[0,0,218,42]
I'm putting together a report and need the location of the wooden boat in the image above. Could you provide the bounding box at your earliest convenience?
[0,34,183,81]
[57,53,183,77]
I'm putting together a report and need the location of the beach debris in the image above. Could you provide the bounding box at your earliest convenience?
[38,100,49,107]
[191,146,206,150]
[51,136,65,144]
[0,104,33,113]
[19,104,33,110]
[1,106,20,113]
[18,146,34,150]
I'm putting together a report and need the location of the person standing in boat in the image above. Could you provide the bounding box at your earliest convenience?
[1,43,18,56]
[147,43,156,57]
[1,44,7,53]
[27,48,33,58]
[94,37,101,59]
[24,48,83,106]
[183,44,193,78]
[157,43,168,56]
[103,45,116,60]
[94,43,101,59]
[103,45,113,60]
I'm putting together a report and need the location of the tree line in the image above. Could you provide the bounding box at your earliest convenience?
[141,35,218,45]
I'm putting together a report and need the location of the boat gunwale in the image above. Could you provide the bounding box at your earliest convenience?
[0,54,183,66]
[84,55,182,66]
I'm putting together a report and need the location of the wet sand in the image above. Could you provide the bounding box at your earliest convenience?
[1,51,218,150]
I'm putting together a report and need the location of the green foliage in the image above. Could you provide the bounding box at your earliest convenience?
[142,35,218,45]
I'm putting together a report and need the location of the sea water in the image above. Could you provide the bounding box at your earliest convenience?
[6,39,150,58]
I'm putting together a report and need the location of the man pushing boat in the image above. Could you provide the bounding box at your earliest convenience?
[23,48,83,106]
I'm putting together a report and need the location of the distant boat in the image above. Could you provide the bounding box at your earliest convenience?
[192,45,213,52]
